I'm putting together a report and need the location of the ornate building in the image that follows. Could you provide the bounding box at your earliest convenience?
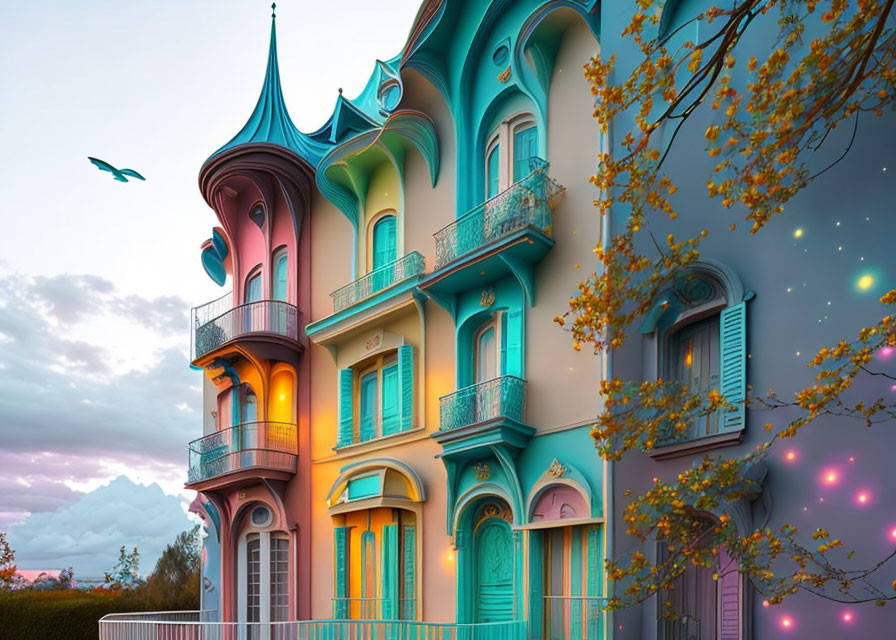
[97,2,896,640]
[160,1,606,638]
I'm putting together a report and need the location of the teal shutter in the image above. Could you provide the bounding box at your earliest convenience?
[402,525,416,620]
[513,125,537,182]
[398,345,414,432]
[337,369,354,447]
[333,527,350,619]
[586,526,601,640]
[719,302,747,432]
[502,310,523,378]
[373,216,397,270]
[382,364,400,436]
[380,524,399,619]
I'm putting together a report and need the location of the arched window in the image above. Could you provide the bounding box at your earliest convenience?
[372,215,397,270]
[666,315,721,437]
[512,123,538,182]
[484,114,538,199]
[474,318,499,383]
[245,270,262,303]
[238,504,290,624]
[239,383,257,423]
[272,248,288,302]
[642,263,749,450]
[486,142,501,199]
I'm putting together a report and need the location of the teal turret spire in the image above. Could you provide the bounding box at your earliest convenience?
[207,4,328,166]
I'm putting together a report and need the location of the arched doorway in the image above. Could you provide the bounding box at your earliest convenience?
[472,501,514,622]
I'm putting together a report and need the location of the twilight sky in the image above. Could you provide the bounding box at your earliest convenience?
[0,0,421,576]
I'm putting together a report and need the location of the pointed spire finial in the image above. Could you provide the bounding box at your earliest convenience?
[271,2,276,18]
[338,87,343,95]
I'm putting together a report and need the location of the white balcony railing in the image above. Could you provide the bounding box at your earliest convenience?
[99,612,527,640]
[191,295,301,360]
[330,252,426,313]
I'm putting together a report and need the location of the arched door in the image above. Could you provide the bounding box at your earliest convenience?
[473,507,514,622]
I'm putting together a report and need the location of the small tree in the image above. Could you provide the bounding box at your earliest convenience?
[103,546,142,590]
[142,527,202,610]
[0,531,17,589]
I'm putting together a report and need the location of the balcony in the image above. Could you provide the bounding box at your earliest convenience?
[432,376,534,462]
[306,253,427,343]
[191,295,302,364]
[423,158,564,305]
[99,612,527,640]
[331,252,426,313]
[186,421,297,490]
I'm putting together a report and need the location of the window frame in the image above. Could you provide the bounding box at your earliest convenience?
[354,352,400,443]
[237,505,291,625]
[647,269,748,459]
[366,210,399,274]
[484,113,538,199]
[272,247,288,302]
[245,267,263,304]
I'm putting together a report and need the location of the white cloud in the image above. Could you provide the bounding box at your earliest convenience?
[7,476,195,579]
[0,270,201,525]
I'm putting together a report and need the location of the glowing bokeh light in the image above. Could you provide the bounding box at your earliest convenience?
[890,527,896,540]
[782,617,793,629]
[822,469,838,485]
[856,491,870,505]
[762,600,770,607]
[857,274,874,290]
[843,612,853,623]
[849,456,855,462]
[785,451,797,462]
[880,346,894,359]
[794,228,803,238]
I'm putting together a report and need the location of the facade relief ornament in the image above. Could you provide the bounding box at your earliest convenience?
[473,462,491,481]
[547,458,569,478]
[474,501,513,531]
[480,288,495,308]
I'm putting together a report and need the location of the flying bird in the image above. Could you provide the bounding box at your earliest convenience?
[87,157,146,182]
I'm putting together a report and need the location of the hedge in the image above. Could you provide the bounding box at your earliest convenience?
[0,589,194,640]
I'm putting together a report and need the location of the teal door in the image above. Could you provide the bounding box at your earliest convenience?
[474,518,514,622]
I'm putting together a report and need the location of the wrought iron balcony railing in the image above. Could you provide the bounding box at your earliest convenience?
[331,252,426,313]
[99,612,527,640]
[433,157,564,270]
[191,295,301,360]
[439,375,526,432]
[187,421,297,484]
